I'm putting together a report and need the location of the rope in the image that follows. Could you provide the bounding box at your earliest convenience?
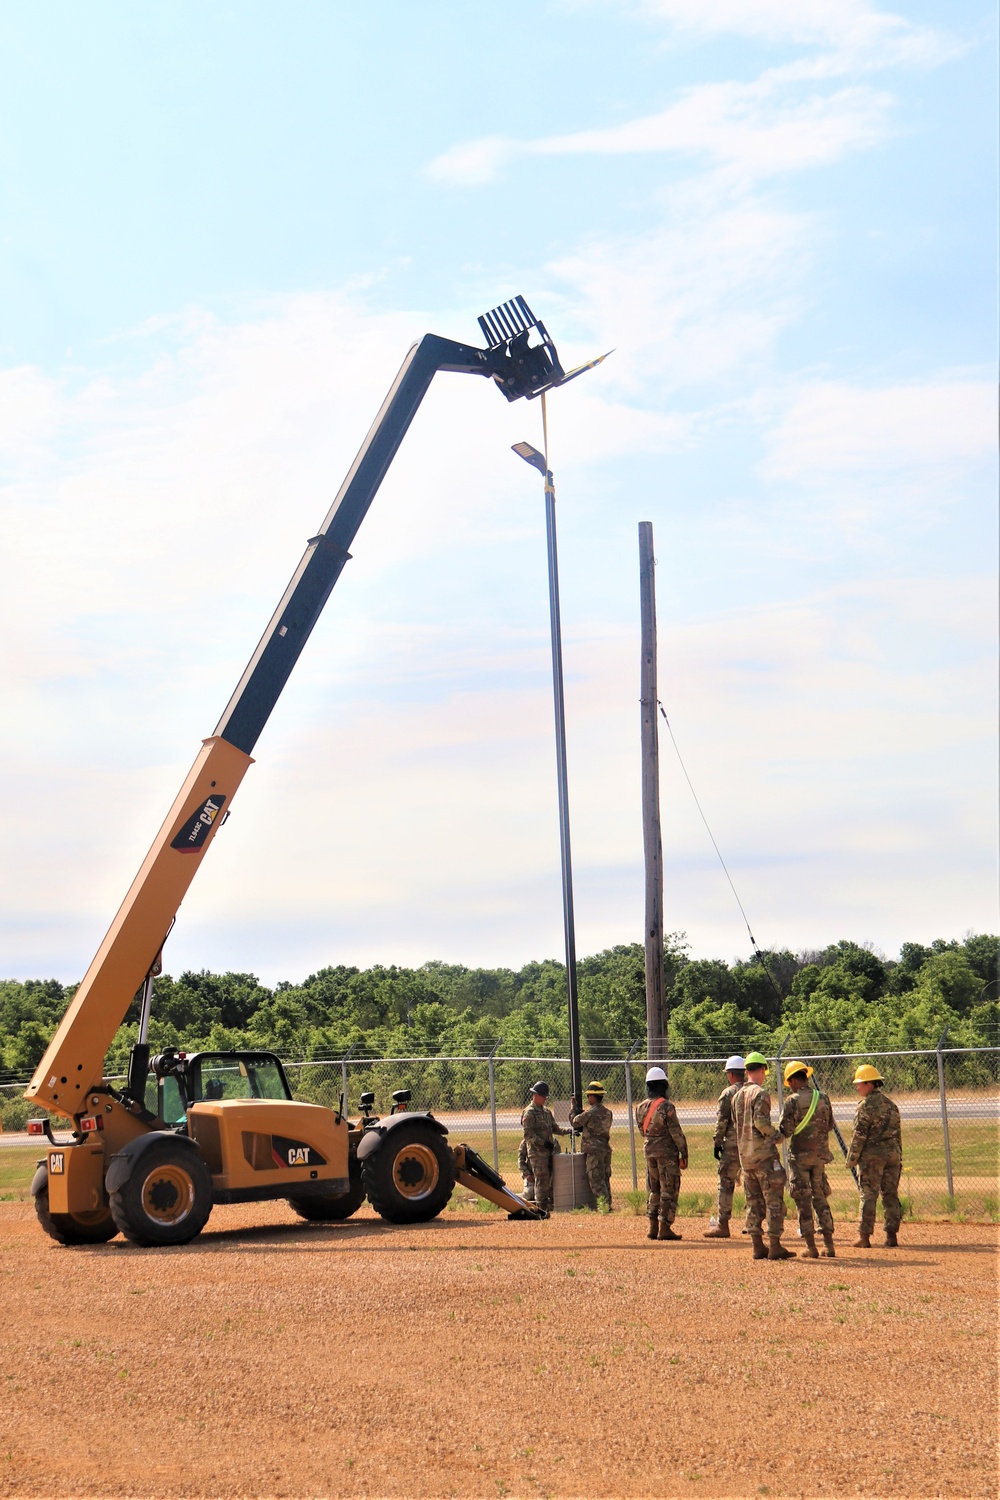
[654,699,785,1005]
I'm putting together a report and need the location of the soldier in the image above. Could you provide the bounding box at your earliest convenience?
[635,1066,688,1241]
[570,1081,613,1210]
[777,1061,836,1258]
[732,1051,795,1261]
[704,1054,745,1239]
[846,1064,903,1248]
[521,1081,570,1216]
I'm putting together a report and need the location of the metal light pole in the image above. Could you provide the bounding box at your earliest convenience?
[513,397,583,1109]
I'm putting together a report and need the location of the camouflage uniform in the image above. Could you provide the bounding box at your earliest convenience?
[570,1100,613,1208]
[635,1096,688,1229]
[517,1139,535,1202]
[521,1102,569,1213]
[732,1082,787,1239]
[712,1082,744,1225]
[847,1090,903,1238]
[778,1083,835,1236]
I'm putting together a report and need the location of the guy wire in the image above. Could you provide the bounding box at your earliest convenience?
[656,699,785,1005]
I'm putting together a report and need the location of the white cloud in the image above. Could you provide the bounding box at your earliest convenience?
[428,0,957,190]
[631,0,948,59]
[428,76,891,186]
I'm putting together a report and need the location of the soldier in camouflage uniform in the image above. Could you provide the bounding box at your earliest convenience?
[521,1081,570,1216]
[704,1054,745,1239]
[733,1051,795,1261]
[635,1067,688,1241]
[570,1081,613,1210]
[777,1061,836,1258]
[846,1064,903,1248]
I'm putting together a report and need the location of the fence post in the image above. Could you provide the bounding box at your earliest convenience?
[340,1044,354,1119]
[936,1028,954,1201]
[774,1035,790,1174]
[488,1042,500,1173]
[624,1039,641,1192]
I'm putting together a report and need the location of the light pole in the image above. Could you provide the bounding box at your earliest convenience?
[512,398,583,1109]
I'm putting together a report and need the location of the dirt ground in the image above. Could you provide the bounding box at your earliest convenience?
[0,1202,995,1500]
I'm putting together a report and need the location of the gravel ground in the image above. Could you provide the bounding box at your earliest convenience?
[0,1202,995,1500]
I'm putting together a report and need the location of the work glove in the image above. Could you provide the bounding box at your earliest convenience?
[571,1096,581,1115]
[680,1159,688,1171]
[713,1143,723,1161]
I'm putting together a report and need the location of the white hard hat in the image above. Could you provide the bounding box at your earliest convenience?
[645,1066,667,1083]
[725,1055,746,1071]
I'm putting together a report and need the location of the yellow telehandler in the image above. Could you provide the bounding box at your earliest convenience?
[25,297,597,1246]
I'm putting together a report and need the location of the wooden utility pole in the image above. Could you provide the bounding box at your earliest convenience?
[639,522,666,1061]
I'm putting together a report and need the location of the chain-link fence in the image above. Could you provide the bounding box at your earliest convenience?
[2,1043,997,1222]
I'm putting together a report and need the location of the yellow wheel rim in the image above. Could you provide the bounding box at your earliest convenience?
[391,1142,440,1200]
[141,1163,195,1226]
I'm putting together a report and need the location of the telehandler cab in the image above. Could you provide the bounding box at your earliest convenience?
[25,297,602,1247]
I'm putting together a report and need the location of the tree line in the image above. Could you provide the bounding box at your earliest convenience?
[2,932,996,1083]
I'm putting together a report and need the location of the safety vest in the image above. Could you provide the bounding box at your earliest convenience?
[640,1098,667,1135]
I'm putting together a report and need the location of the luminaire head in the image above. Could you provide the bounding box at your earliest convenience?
[512,441,547,476]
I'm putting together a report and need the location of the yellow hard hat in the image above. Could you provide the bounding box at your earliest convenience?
[586,1080,605,1095]
[783,1060,812,1085]
[853,1064,883,1084]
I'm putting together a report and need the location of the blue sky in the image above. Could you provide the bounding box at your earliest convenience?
[0,0,995,984]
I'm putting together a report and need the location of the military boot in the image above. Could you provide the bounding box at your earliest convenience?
[821,1230,836,1257]
[647,1217,659,1240]
[659,1224,682,1241]
[884,1229,898,1248]
[703,1219,731,1238]
[802,1231,819,1259]
[852,1232,871,1248]
[750,1231,767,1260]
[767,1238,796,1260]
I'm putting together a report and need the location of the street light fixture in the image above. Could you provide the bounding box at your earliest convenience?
[513,406,583,1110]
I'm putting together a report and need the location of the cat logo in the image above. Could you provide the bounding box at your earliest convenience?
[170,794,228,852]
[49,1153,65,1174]
[287,1147,310,1166]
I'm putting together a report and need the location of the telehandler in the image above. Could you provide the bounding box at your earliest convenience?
[25,298,601,1247]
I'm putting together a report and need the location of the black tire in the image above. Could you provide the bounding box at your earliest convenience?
[289,1155,366,1222]
[361,1121,456,1224]
[109,1141,213,1247]
[34,1185,118,1246]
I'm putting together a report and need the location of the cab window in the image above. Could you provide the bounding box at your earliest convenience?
[192,1054,291,1104]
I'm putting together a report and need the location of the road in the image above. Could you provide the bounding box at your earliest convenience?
[5,1096,998,1149]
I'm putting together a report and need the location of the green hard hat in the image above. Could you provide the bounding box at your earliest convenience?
[744,1051,768,1068]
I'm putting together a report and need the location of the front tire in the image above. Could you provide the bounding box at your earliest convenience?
[289,1157,366,1222]
[109,1142,213,1246]
[361,1121,456,1224]
[34,1185,118,1245]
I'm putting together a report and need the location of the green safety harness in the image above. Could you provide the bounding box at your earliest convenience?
[793,1084,821,1134]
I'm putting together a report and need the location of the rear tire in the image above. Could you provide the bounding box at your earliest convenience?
[289,1157,366,1222]
[109,1141,213,1246]
[34,1185,118,1245]
[361,1121,456,1224]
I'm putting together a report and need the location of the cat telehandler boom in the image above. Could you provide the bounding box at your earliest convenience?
[25,298,601,1247]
